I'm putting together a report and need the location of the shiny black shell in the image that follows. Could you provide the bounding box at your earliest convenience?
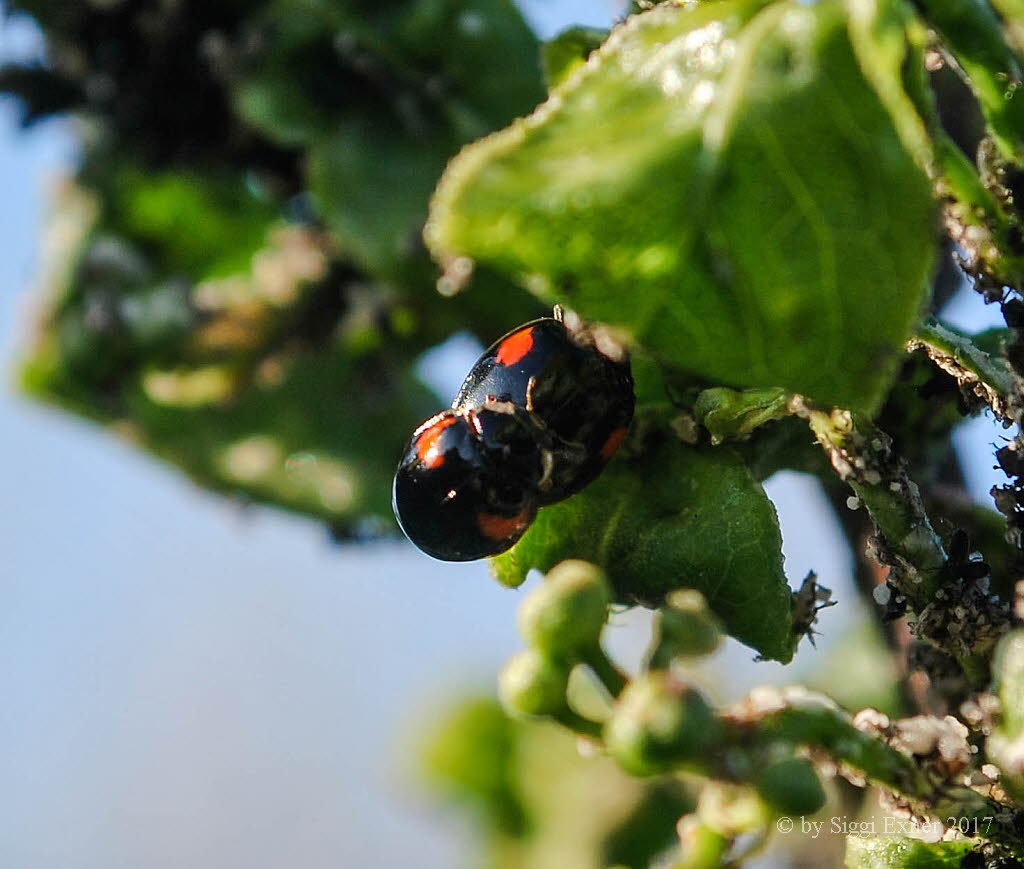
[392,406,543,561]
[453,317,634,500]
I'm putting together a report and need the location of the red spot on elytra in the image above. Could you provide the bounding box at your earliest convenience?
[496,328,535,366]
[476,508,531,541]
[599,426,628,462]
[416,416,457,468]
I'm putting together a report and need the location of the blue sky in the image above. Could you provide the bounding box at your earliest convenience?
[0,3,1011,867]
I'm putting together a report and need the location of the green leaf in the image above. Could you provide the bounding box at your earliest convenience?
[428,0,936,412]
[230,2,350,148]
[695,386,790,444]
[117,346,438,527]
[397,0,547,135]
[308,117,451,273]
[542,26,608,89]
[492,439,797,663]
[844,0,933,165]
[844,836,974,869]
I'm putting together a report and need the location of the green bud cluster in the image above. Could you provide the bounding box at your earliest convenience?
[501,563,828,823]
[498,649,570,717]
[604,671,720,776]
[517,559,612,658]
[499,560,614,720]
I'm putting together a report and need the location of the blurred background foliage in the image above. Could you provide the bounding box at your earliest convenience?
[421,697,693,869]
[2,0,548,536]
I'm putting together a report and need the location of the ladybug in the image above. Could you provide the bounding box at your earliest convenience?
[453,310,635,499]
[393,309,635,562]
[392,404,545,561]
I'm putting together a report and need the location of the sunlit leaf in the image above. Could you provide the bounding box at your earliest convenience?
[428,0,935,411]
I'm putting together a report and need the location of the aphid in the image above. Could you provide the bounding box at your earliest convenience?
[941,529,990,583]
[996,445,1024,478]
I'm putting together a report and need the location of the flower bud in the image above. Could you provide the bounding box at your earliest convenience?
[697,782,770,837]
[753,757,826,816]
[605,671,720,776]
[649,589,721,666]
[518,560,611,659]
[498,650,570,717]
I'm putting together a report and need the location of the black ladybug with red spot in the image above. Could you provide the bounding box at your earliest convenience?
[392,308,635,562]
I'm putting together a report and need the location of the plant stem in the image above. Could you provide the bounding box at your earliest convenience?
[552,706,603,739]
[823,481,923,715]
[671,820,730,869]
[909,318,1014,419]
[731,689,1024,848]
[582,644,628,698]
[797,402,947,603]
[934,130,1024,295]
[915,0,1024,162]
[990,0,1024,56]
[794,400,1011,682]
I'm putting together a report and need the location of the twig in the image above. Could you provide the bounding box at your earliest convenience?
[915,0,1024,162]
[727,687,1024,850]
[793,400,1012,684]
[908,319,1015,420]
[824,481,925,714]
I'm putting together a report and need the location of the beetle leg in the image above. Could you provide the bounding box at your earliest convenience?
[537,448,555,491]
[525,376,537,412]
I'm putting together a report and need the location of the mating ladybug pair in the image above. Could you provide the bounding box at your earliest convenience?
[392,309,636,561]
